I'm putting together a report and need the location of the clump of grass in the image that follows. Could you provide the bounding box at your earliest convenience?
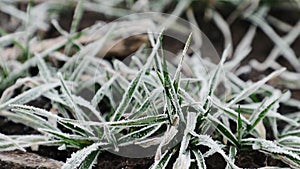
[0,1,300,169]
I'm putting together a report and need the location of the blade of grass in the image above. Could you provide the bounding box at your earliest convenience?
[111,70,143,121]
[64,0,84,54]
[36,53,52,82]
[173,32,192,83]
[160,44,185,123]
[251,138,300,167]
[0,133,26,152]
[71,114,168,127]
[118,124,161,143]
[111,29,163,122]
[151,145,178,169]
[190,133,239,169]
[58,120,95,137]
[57,72,85,121]
[174,112,196,168]
[237,105,242,144]
[91,75,117,107]
[227,68,285,107]
[79,149,100,169]
[58,78,115,150]
[207,114,239,146]
[62,142,103,169]
[226,146,237,169]
[0,109,58,132]
[246,98,279,134]
[173,150,191,169]
[68,24,116,81]
[39,128,96,148]
[203,45,230,110]
[0,82,60,110]
[192,149,206,169]
[210,97,251,126]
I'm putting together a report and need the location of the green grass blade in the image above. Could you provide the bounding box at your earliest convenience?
[173,32,192,83]
[190,133,239,169]
[0,134,49,152]
[246,98,279,134]
[71,95,105,122]
[203,45,230,110]
[58,72,86,121]
[176,112,197,165]
[77,114,168,127]
[192,149,206,169]
[58,120,95,137]
[173,113,196,168]
[66,24,115,81]
[161,48,185,123]
[0,82,60,110]
[251,138,300,167]
[129,87,163,119]
[173,150,191,169]
[0,109,58,132]
[111,30,163,122]
[64,0,84,54]
[9,104,59,120]
[118,124,161,143]
[62,142,103,169]
[207,114,239,146]
[280,129,300,138]
[111,70,143,121]
[210,97,251,126]
[237,105,242,144]
[151,145,178,169]
[39,128,95,148]
[227,68,285,107]
[91,75,117,107]
[36,53,52,82]
[0,133,26,152]
[79,149,100,169]
[226,146,237,169]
